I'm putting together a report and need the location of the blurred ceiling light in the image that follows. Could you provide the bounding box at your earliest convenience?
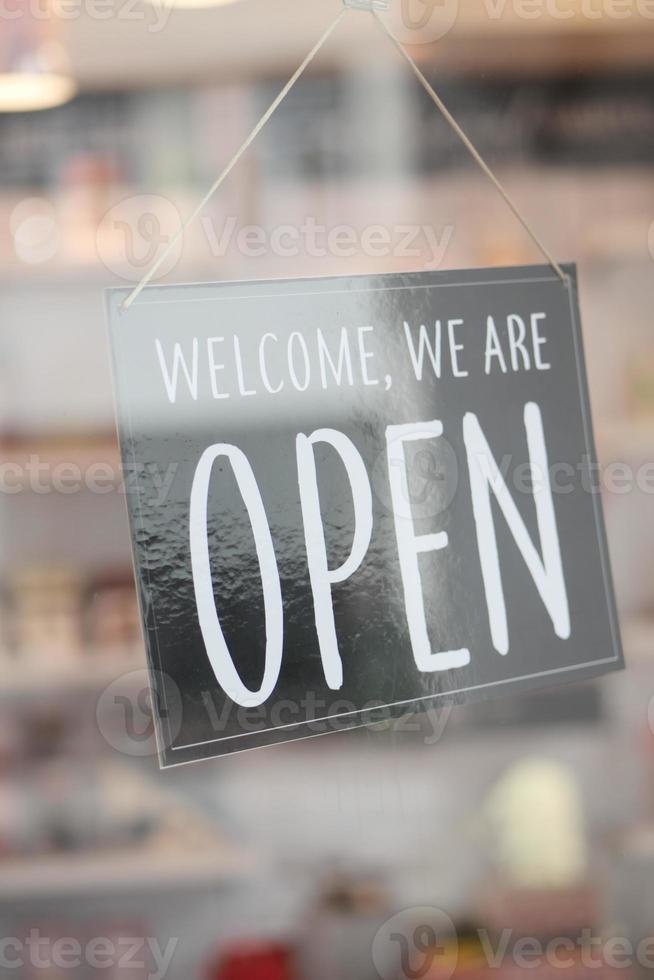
[0,10,76,113]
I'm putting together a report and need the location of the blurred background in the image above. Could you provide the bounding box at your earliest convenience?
[0,0,653,977]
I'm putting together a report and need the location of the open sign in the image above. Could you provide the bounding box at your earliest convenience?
[108,265,622,767]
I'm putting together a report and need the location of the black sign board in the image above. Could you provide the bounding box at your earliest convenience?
[107,265,623,767]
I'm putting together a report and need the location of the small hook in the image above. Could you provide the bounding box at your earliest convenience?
[343,0,391,11]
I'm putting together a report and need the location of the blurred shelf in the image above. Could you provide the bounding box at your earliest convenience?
[620,823,654,861]
[0,761,253,899]
[0,651,144,698]
[0,262,117,289]
[0,434,120,472]
[62,2,654,89]
[597,420,654,461]
[622,615,654,666]
[0,845,250,900]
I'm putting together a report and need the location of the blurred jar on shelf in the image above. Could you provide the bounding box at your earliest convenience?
[295,867,392,980]
[58,153,122,267]
[627,353,654,422]
[85,568,141,653]
[8,565,83,661]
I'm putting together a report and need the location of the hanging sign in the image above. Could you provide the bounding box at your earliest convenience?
[107,264,623,767]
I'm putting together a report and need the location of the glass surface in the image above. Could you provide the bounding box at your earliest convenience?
[0,4,653,978]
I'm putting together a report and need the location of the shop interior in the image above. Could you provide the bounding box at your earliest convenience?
[0,1,654,977]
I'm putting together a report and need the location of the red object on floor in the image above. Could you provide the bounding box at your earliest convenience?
[210,941,296,980]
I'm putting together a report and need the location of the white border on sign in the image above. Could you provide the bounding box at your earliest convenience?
[111,268,622,764]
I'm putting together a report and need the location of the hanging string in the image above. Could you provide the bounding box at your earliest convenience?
[122,2,566,311]
[122,7,348,310]
[372,11,567,283]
